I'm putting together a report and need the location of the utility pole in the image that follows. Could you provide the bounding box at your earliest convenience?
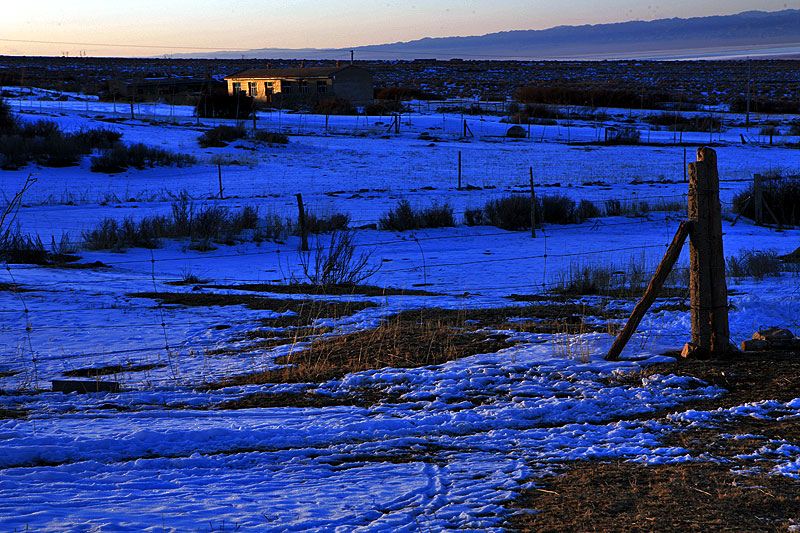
[746,58,751,130]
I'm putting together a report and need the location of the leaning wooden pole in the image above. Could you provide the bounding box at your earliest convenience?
[605,221,690,361]
[685,147,730,357]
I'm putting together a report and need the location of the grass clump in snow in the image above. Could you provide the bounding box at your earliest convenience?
[0,117,122,170]
[90,143,196,173]
[379,200,455,231]
[198,123,248,148]
[297,211,350,235]
[726,249,795,280]
[732,173,800,227]
[213,312,513,386]
[82,194,284,251]
[553,257,689,298]
[253,130,289,144]
[642,111,722,132]
[465,193,587,230]
[0,229,82,265]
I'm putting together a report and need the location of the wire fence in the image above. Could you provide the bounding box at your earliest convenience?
[0,102,796,391]
[8,90,756,147]
[2,205,798,391]
[0,199,698,391]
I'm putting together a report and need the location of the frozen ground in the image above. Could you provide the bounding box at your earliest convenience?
[1,92,799,531]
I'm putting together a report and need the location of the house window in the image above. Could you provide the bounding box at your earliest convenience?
[299,81,308,94]
[317,81,327,94]
[248,82,258,96]
[282,81,293,94]
[232,82,242,94]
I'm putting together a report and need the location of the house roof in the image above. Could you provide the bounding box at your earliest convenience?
[225,65,366,80]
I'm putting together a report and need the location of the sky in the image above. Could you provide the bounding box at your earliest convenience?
[1,0,798,57]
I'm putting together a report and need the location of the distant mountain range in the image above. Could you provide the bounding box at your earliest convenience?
[176,9,800,61]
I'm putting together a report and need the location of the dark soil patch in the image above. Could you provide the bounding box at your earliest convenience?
[611,350,800,411]
[396,304,624,333]
[511,461,800,532]
[0,370,21,378]
[218,388,404,409]
[62,362,166,378]
[0,408,28,420]
[0,283,30,292]
[198,282,442,297]
[129,291,376,328]
[557,286,690,299]
[50,260,110,270]
[512,351,800,532]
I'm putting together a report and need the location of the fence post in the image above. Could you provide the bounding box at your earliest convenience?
[683,147,687,182]
[754,173,763,225]
[296,193,309,251]
[686,147,730,357]
[529,167,536,238]
[458,151,462,189]
[218,164,224,200]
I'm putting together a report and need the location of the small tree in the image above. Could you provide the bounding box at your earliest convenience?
[0,96,19,133]
[195,93,254,119]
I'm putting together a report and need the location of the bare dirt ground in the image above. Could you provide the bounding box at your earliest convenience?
[510,351,800,532]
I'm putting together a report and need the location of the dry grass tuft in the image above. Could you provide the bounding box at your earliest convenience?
[212,315,514,386]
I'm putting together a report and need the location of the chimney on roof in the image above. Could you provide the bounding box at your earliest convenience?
[350,50,354,65]
[266,62,270,69]
[301,60,305,68]
[336,60,340,67]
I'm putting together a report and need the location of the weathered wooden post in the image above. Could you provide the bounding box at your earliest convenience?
[218,164,224,200]
[754,173,763,225]
[529,167,536,238]
[458,151,462,189]
[296,193,309,252]
[685,147,730,357]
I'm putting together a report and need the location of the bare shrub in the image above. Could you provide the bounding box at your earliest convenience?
[379,200,455,231]
[0,123,123,170]
[482,195,531,230]
[0,230,49,264]
[539,194,577,224]
[300,212,350,235]
[0,95,18,133]
[252,130,289,144]
[90,143,196,173]
[463,206,487,226]
[83,197,286,250]
[602,127,641,144]
[299,230,379,287]
[576,199,601,220]
[198,123,248,148]
[195,93,254,119]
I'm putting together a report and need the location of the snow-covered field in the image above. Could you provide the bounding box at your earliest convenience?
[1,91,799,531]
